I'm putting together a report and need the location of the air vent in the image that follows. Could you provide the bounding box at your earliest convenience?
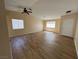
[66,10,71,13]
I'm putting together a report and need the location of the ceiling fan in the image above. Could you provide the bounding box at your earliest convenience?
[22,8,32,15]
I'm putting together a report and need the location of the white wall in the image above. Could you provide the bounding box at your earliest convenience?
[74,24,78,53]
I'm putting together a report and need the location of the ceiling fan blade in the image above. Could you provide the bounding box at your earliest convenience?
[29,8,32,11]
[26,12,30,15]
[28,11,32,13]
[21,12,30,15]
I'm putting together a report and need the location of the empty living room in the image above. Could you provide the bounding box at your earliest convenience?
[0,0,78,59]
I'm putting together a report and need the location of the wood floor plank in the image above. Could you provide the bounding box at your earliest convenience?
[10,31,77,59]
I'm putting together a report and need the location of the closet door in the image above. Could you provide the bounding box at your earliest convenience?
[61,19,74,37]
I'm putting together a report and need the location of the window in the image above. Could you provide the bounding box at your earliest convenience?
[46,21,56,28]
[12,19,24,30]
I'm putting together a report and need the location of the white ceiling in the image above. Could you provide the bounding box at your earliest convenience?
[5,0,78,20]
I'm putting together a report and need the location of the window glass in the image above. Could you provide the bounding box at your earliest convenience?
[12,19,24,30]
[46,21,56,28]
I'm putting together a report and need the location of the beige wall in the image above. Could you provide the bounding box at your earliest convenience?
[6,10,43,37]
[43,18,62,33]
[60,13,78,37]
[0,0,12,59]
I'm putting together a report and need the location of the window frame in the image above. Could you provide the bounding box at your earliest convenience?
[46,21,56,29]
[12,19,24,30]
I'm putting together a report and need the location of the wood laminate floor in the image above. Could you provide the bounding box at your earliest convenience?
[10,31,77,59]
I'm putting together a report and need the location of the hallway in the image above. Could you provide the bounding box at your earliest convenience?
[10,31,77,59]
